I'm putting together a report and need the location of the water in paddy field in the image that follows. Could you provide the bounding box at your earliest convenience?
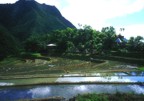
[0,84,144,100]
[0,71,144,100]
[56,76,144,83]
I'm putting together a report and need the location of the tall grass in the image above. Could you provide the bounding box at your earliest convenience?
[76,93,144,101]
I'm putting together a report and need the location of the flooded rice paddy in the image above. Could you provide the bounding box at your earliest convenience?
[0,84,144,100]
[0,71,144,100]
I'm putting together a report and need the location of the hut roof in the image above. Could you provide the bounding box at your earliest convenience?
[47,44,57,47]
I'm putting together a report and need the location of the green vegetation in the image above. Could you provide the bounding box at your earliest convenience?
[0,55,107,78]
[22,26,144,58]
[76,93,144,101]
[0,0,144,61]
[138,67,144,71]
[76,93,108,101]
[0,1,144,101]
[0,0,75,41]
[1,21,144,86]
[1,53,136,78]
[0,25,20,60]
[0,78,57,85]
[19,93,144,101]
[0,0,75,60]
[0,53,141,85]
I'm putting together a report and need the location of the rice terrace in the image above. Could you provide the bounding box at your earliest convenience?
[0,0,144,101]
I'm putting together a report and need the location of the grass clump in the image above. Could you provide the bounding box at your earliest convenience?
[138,67,144,71]
[20,52,42,59]
[76,93,108,101]
[76,93,144,101]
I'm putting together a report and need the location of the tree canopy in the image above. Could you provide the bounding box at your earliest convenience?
[23,25,144,55]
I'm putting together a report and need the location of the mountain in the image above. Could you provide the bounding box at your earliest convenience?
[0,0,75,59]
[0,0,75,40]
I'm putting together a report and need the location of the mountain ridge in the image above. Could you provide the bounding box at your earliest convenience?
[0,0,75,40]
[0,0,75,59]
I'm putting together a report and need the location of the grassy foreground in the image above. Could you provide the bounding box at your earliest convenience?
[75,93,144,101]
[21,93,144,101]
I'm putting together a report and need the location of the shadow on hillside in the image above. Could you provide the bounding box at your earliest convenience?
[50,53,144,66]
[92,55,144,66]
[56,53,105,64]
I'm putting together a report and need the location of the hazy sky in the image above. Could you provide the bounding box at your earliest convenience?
[1,0,144,38]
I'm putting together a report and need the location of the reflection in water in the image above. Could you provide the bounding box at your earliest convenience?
[0,84,144,101]
[128,85,144,94]
[0,71,144,100]
[28,87,51,98]
[62,71,144,77]
[0,87,32,101]
[127,71,144,76]
[56,76,144,83]
[114,72,128,76]
[74,85,88,91]
[0,82,14,86]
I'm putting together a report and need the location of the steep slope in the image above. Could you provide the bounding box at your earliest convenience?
[0,25,19,59]
[0,0,75,40]
[0,0,76,59]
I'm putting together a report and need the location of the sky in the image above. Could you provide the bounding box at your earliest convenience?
[1,0,144,39]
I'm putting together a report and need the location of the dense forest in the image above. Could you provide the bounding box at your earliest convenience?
[24,25,144,56]
[1,24,144,60]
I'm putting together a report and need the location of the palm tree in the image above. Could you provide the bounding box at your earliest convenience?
[120,28,125,32]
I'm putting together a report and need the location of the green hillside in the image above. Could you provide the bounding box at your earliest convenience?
[0,0,75,59]
[0,0,75,40]
[0,25,19,59]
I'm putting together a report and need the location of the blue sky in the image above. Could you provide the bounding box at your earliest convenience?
[1,0,144,39]
[107,10,144,26]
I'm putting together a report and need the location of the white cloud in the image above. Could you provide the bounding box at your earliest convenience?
[37,0,61,8]
[0,0,16,3]
[1,0,144,38]
[116,24,144,39]
[58,0,144,38]
[60,0,144,28]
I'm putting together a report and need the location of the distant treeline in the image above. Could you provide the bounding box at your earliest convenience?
[1,25,144,59]
[24,25,144,55]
